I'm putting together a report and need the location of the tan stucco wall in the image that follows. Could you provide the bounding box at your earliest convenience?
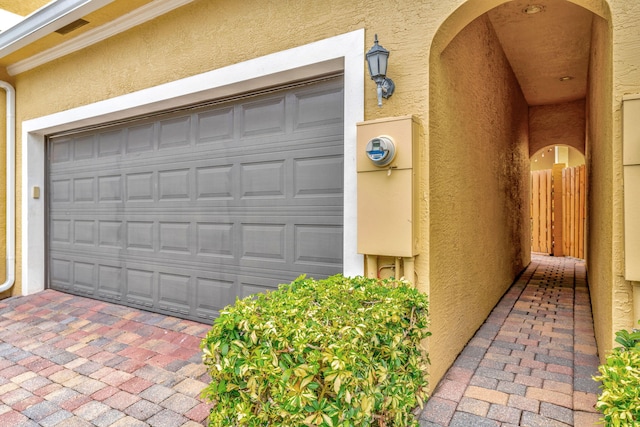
[608,1,640,343]
[0,0,48,16]
[14,0,433,122]
[7,0,532,389]
[586,8,615,361]
[2,0,636,386]
[428,13,530,384]
[529,100,586,156]
[9,0,434,300]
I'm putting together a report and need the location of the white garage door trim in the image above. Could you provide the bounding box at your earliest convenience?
[22,29,364,296]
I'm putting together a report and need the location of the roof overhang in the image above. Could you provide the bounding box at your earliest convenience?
[0,0,114,59]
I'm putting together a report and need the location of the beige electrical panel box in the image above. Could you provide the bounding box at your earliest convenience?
[623,96,640,281]
[357,116,419,257]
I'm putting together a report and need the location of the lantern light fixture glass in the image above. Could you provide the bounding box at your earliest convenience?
[366,34,395,107]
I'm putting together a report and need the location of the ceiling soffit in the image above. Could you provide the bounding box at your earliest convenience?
[487,0,593,106]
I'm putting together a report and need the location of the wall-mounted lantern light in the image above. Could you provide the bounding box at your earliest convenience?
[366,34,395,107]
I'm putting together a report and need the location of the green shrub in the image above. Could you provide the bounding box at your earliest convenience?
[200,274,430,427]
[593,323,640,427]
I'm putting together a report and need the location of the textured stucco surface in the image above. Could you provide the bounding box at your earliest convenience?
[609,1,640,342]
[587,11,615,361]
[10,0,433,301]
[0,0,636,386]
[529,100,586,157]
[428,13,530,385]
[0,0,48,16]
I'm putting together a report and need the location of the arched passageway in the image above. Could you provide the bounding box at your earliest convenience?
[427,0,613,387]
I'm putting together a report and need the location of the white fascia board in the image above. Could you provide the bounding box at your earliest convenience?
[8,0,195,76]
[0,0,115,58]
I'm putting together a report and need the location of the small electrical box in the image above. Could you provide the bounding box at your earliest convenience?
[357,116,420,257]
[623,96,640,281]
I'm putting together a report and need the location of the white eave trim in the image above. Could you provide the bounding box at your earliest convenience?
[0,0,115,59]
[7,0,195,76]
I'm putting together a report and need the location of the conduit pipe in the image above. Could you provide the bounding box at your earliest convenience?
[0,81,15,293]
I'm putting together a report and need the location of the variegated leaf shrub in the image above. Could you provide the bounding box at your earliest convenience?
[593,323,640,427]
[200,275,430,426]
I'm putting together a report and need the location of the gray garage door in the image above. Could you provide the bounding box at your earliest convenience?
[47,77,344,322]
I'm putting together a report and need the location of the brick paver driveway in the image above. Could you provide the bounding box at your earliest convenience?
[0,290,212,426]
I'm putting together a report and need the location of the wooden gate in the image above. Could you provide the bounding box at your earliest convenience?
[531,169,552,253]
[530,164,585,258]
[562,165,586,258]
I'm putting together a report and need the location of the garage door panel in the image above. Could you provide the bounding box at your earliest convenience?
[240,96,286,138]
[195,165,234,200]
[51,179,72,202]
[240,161,286,199]
[74,135,96,160]
[196,107,234,144]
[73,177,95,202]
[240,280,279,299]
[294,224,343,266]
[98,265,124,299]
[126,268,155,308]
[98,175,123,202]
[159,222,192,254]
[51,138,72,163]
[74,220,96,246]
[49,78,344,322]
[51,219,72,243]
[196,222,234,257]
[293,86,344,130]
[51,214,343,257]
[294,155,344,197]
[126,123,155,153]
[159,116,191,150]
[127,221,155,251]
[98,221,123,248]
[74,262,97,294]
[98,129,124,157]
[126,172,155,201]
[241,223,286,261]
[158,272,192,316]
[48,131,343,178]
[51,258,71,289]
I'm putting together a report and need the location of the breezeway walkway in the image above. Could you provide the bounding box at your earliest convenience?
[419,255,602,426]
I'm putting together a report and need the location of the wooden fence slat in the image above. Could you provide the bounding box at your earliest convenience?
[540,171,548,253]
[569,167,574,257]
[563,169,569,256]
[531,165,585,259]
[552,164,564,257]
[546,170,552,254]
[532,171,541,253]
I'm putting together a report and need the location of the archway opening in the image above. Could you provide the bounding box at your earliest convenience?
[427,0,612,385]
[531,145,585,171]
